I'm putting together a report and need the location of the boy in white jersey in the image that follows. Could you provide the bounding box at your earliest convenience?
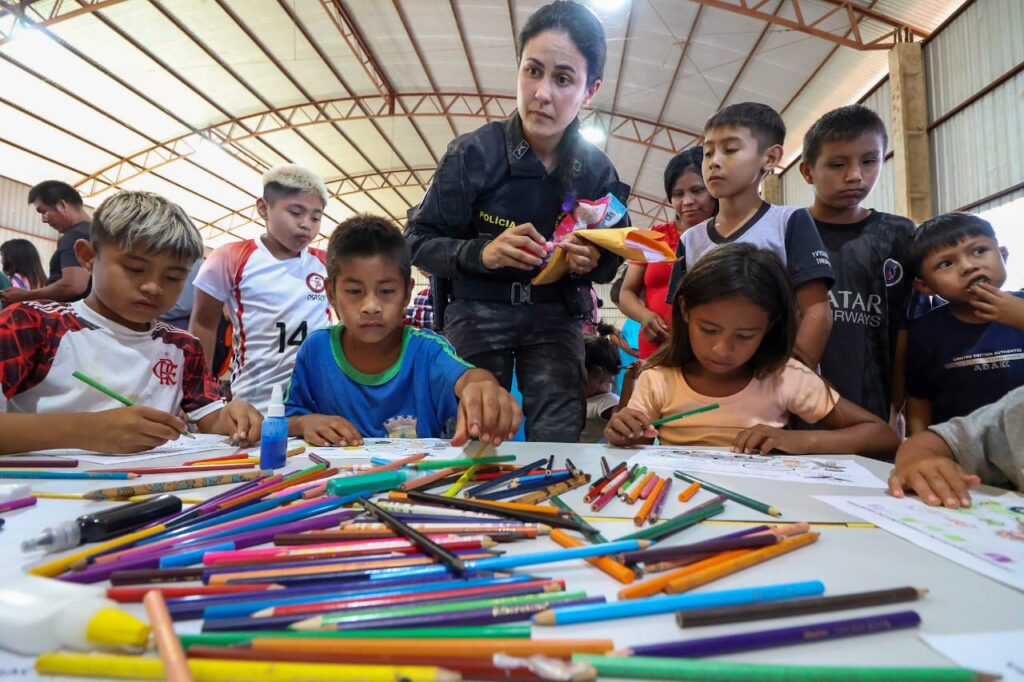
[0,191,262,455]
[190,165,332,413]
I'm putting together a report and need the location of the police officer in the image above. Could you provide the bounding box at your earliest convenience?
[405,0,629,442]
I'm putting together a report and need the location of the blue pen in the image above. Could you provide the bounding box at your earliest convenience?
[464,457,549,497]
[0,470,136,480]
[534,580,826,626]
[474,473,573,500]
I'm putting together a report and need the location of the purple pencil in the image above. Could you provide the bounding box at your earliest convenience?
[649,478,672,523]
[621,610,922,658]
[0,496,37,513]
[621,532,779,565]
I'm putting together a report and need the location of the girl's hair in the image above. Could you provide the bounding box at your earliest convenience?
[648,243,797,378]
[517,1,607,193]
[0,239,47,289]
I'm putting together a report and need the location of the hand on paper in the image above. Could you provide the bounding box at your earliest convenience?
[83,406,188,453]
[202,400,263,446]
[294,414,364,447]
[605,407,657,446]
[481,223,549,270]
[452,372,522,446]
[888,431,980,508]
[558,233,600,275]
[732,424,807,455]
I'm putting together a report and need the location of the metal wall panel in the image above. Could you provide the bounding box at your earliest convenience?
[0,175,51,239]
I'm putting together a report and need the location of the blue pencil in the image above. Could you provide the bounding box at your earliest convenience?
[464,457,549,497]
[0,470,137,480]
[533,580,826,625]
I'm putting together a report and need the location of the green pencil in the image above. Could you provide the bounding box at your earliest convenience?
[572,654,989,681]
[412,455,516,470]
[72,370,194,440]
[652,403,720,427]
[616,503,724,542]
[179,625,530,648]
[550,496,607,543]
[674,470,781,517]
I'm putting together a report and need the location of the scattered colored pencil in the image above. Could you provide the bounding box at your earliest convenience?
[358,496,467,576]
[651,403,720,427]
[0,458,77,468]
[664,532,820,593]
[0,496,37,513]
[634,476,664,526]
[649,478,672,522]
[626,471,655,504]
[0,470,138,480]
[249,637,615,658]
[673,470,780,517]
[143,590,192,682]
[550,496,606,544]
[677,481,700,502]
[413,456,516,470]
[549,529,635,584]
[512,473,591,505]
[83,471,264,500]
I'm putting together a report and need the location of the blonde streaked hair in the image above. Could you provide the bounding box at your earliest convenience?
[91,191,204,263]
[262,164,328,206]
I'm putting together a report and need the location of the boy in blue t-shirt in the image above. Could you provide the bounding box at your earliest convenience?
[905,212,1024,433]
[285,215,521,446]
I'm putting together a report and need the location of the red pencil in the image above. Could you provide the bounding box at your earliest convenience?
[182,452,250,466]
[107,583,281,602]
[591,467,631,511]
[100,464,256,474]
[583,461,627,503]
[0,458,78,468]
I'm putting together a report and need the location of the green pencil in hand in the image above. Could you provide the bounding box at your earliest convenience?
[72,370,195,440]
[652,403,720,427]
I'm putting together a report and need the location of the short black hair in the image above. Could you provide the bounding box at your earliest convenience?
[907,212,997,278]
[585,336,621,377]
[802,104,888,166]
[705,102,785,152]
[27,180,83,208]
[663,146,703,201]
[327,214,412,282]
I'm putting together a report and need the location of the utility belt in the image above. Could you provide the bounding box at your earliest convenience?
[433,277,592,330]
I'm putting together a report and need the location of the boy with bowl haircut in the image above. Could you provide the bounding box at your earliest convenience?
[191,164,332,412]
[904,212,1024,433]
[0,191,262,455]
[667,102,835,368]
[285,215,522,447]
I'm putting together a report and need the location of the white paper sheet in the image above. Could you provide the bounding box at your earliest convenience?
[627,446,886,487]
[817,492,1024,592]
[307,438,476,461]
[920,630,1024,681]
[28,433,231,464]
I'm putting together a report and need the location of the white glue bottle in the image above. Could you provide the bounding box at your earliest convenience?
[0,575,150,654]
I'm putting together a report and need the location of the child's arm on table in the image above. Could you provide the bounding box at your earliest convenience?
[196,401,262,446]
[793,279,832,369]
[888,430,979,509]
[0,408,187,456]
[451,369,522,446]
[733,398,899,459]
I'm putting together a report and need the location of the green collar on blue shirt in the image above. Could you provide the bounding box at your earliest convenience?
[329,324,412,386]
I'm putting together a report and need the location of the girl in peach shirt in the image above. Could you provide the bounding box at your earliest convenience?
[606,243,898,459]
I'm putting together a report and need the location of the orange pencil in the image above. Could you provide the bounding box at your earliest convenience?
[399,467,461,491]
[626,471,655,505]
[616,549,750,600]
[250,637,614,658]
[677,481,700,502]
[142,590,191,682]
[633,477,664,526]
[549,528,635,584]
[665,532,820,594]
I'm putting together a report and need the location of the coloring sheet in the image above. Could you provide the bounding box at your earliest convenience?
[25,433,231,465]
[627,446,886,488]
[920,630,1024,681]
[817,492,1024,592]
[307,438,477,461]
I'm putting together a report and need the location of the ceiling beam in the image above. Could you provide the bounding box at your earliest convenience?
[320,0,395,102]
[0,0,126,45]
[688,0,928,50]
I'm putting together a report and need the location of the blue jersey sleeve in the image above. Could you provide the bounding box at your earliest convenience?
[417,330,473,425]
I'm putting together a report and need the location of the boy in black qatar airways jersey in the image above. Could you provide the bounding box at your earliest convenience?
[798,105,916,424]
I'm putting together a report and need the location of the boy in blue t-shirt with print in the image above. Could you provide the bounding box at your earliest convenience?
[905,212,1024,434]
[285,215,521,446]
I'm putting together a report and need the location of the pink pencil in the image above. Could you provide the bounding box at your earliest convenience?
[202,533,483,566]
[639,473,660,500]
[0,496,37,513]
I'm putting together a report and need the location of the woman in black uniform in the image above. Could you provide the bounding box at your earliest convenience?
[405,0,629,442]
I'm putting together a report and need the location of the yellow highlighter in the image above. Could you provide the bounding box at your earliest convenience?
[35,652,457,682]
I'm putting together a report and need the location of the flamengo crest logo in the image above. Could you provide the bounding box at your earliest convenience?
[152,358,179,386]
[306,273,326,293]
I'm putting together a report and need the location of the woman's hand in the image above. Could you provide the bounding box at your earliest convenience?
[559,233,600,275]
[641,311,670,344]
[481,223,549,270]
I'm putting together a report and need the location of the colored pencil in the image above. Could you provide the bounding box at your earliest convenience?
[584,461,627,502]
[183,452,251,466]
[0,470,137,479]
[677,481,700,502]
[0,458,77,468]
[72,370,194,439]
[250,637,615,658]
[673,470,781,517]
[533,580,824,626]
[590,466,630,511]
[102,464,256,474]
[621,533,780,565]
[665,532,820,593]
[404,491,586,531]
[626,470,655,504]
[600,456,610,477]
[143,590,192,682]
[639,471,660,499]
[405,493,563,517]
[358,496,467,576]
[549,528,635,584]
[29,523,170,578]
[400,467,460,491]
[275,526,539,544]
[472,476,568,501]
[512,473,591,505]
[572,655,989,682]
[203,534,493,566]
[676,586,928,628]
[83,471,264,500]
[652,403,720,426]
[413,456,515,470]
[649,478,672,522]
[633,476,664,525]
[179,626,530,648]
[108,584,281,602]
[617,501,725,543]
[35,652,457,682]
[464,458,547,497]
[617,464,644,497]
[0,495,37,512]
[184,647,595,682]
[622,610,922,657]
[377,501,511,520]
[549,496,606,544]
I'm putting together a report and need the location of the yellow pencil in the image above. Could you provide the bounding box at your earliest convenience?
[32,492,86,500]
[35,652,457,682]
[29,524,169,578]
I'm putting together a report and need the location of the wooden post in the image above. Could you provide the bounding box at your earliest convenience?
[760,172,781,205]
[889,40,933,224]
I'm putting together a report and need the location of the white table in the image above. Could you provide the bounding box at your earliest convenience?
[2,441,1021,680]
